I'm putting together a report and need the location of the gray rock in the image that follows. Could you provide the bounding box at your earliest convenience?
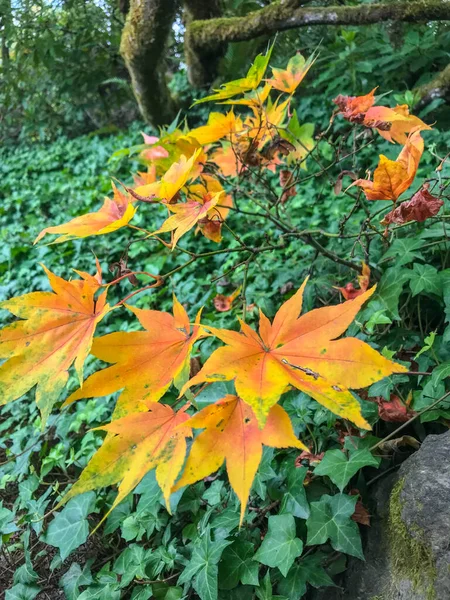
[309,430,450,600]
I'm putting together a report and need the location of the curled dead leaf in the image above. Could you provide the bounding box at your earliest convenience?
[381,187,443,226]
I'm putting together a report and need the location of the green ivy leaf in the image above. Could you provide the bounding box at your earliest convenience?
[5,584,41,600]
[313,449,379,491]
[254,514,303,576]
[408,264,441,297]
[306,494,363,558]
[178,527,232,600]
[44,491,95,560]
[218,541,259,589]
[59,561,93,600]
[277,554,335,599]
[279,464,310,519]
[381,238,424,267]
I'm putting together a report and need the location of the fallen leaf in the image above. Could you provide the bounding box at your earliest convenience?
[34,182,136,244]
[173,395,306,523]
[180,279,407,427]
[375,395,416,423]
[0,264,110,424]
[64,296,205,419]
[377,435,420,453]
[381,187,443,225]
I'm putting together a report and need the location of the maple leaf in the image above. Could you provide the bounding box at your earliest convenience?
[152,191,224,249]
[60,403,191,521]
[34,182,136,244]
[279,169,296,204]
[333,88,377,123]
[213,287,242,312]
[0,264,110,424]
[180,280,407,427]
[381,187,443,225]
[336,263,371,300]
[363,104,431,144]
[187,111,242,146]
[189,176,233,243]
[173,394,306,523]
[194,45,273,105]
[140,132,169,161]
[353,130,424,201]
[210,143,244,177]
[266,52,316,94]
[134,149,202,203]
[63,296,204,418]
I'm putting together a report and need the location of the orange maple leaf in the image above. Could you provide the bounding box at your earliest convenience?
[363,104,431,144]
[336,263,371,300]
[64,296,205,418]
[173,395,306,523]
[0,264,110,424]
[34,182,136,244]
[189,176,233,243]
[353,130,424,201]
[266,52,316,95]
[61,403,191,522]
[152,191,224,248]
[180,280,407,427]
[134,149,202,203]
[213,286,242,312]
[211,142,245,177]
[333,88,377,123]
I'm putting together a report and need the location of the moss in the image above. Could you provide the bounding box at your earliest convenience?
[389,479,437,600]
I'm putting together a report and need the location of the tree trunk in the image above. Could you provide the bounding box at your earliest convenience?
[120,0,178,126]
[183,0,225,87]
[416,63,450,108]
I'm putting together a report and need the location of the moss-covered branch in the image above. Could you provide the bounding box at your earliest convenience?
[416,63,450,108]
[188,1,450,48]
[120,0,177,126]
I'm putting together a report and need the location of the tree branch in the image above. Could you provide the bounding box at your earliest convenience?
[120,0,178,126]
[188,1,450,48]
[416,63,450,108]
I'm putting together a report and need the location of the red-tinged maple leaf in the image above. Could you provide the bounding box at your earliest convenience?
[279,169,296,204]
[364,104,431,144]
[266,52,316,94]
[34,182,136,244]
[213,287,242,312]
[140,132,169,162]
[133,166,157,187]
[0,264,110,424]
[381,187,443,226]
[333,88,377,123]
[173,395,306,523]
[152,191,224,249]
[60,404,192,523]
[180,280,407,427]
[189,176,233,243]
[376,395,416,423]
[353,130,424,201]
[134,149,202,203]
[336,263,371,300]
[63,296,205,419]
